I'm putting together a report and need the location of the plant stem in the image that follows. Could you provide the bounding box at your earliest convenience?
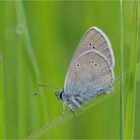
[15,1,48,138]
[125,0,138,139]
[120,0,124,139]
[0,55,5,139]
[15,0,41,82]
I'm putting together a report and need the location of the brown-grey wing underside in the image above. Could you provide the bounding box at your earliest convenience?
[64,50,114,96]
[71,27,115,68]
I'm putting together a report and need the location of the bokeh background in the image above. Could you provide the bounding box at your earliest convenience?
[0,1,140,139]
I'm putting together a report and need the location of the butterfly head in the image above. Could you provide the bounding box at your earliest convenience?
[55,89,64,101]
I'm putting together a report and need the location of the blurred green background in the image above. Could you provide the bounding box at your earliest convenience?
[0,0,140,139]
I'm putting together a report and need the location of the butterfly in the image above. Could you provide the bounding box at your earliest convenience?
[56,27,115,111]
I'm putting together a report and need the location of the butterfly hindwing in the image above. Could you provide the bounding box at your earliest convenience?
[64,50,114,97]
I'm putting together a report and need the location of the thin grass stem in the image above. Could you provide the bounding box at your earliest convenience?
[120,0,124,139]
[0,55,5,139]
[15,0,41,82]
[15,1,48,138]
[125,0,138,139]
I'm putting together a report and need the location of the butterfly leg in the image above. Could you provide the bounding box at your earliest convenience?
[73,96,81,107]
[66,96,81,114]
[62,102,67,114]
[103,86,112,94]
[68,104,81,117]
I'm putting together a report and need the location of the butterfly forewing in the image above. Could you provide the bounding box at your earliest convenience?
[64,50,114,96]
[71,27,115,68]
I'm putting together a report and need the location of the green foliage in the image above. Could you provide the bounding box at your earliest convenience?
[125,1,139,139]
[0,55,5,139]
[0,0,139,139]
[120,0,124,139]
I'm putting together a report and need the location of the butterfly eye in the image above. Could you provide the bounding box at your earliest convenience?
[84,43,86,46]
[76,64,80,67]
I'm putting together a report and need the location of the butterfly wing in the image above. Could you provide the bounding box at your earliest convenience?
[64,50,114,97]
[71,27,115,68]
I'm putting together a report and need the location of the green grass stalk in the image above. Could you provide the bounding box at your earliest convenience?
[14,0,48,138]
[125,0,138,139]
[0,55,5,139]
[136,62,140,81]
[120,0,124,139]
[15,0,41,82]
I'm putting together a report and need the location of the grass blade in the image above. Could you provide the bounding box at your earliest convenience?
[0,55,5,139]
[136,62,140,81]
[125,0,138,139]
[120,0,124,139]
[15,0,41,82]
[15,0,48,138]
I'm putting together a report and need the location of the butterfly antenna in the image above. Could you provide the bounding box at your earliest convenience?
[33,84,60,96]
[38,83,59,90]
[33,91,45,96]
